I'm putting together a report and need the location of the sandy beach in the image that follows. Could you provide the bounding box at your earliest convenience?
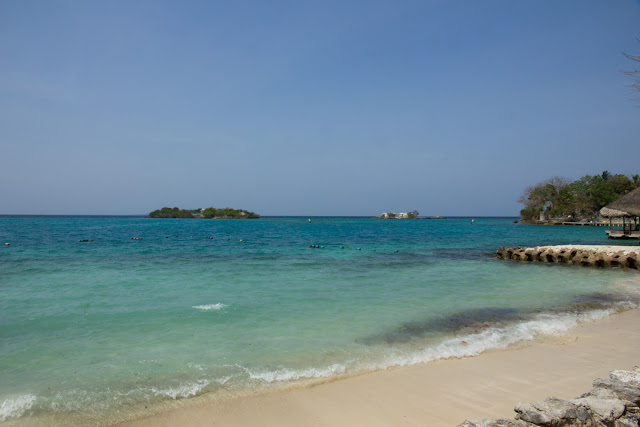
[119,307,640,427]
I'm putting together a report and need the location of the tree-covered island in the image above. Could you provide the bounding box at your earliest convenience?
[148,206,259,219]
[519,171,639,223]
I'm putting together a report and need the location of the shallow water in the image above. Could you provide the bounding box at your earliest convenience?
[1,217,638,424]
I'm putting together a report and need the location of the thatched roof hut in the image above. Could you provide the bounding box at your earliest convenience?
[600,187,640,218]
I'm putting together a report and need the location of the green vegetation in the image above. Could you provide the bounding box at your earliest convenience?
[148,207,201,218]
[148,206,259,219]
[201,207,259,219]
[519,171,640,222]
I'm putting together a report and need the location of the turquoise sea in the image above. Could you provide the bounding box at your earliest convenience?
[1,217,639,425]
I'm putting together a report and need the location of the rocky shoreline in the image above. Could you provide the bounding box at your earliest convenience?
[459,366,640,426]
[496,245,640,269]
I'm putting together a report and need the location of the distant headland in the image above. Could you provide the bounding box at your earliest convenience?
[148,207,259,219]
[519,171,639,224]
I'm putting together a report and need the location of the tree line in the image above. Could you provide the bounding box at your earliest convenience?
[519,171,640,222]
[201,207,259,219]
[148,206,259,219]
[148,207,201,218]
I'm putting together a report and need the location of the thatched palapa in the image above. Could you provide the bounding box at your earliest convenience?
[600,187,640,239]
[599,187,640,218]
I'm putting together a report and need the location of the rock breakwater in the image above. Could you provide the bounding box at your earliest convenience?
[496,245,640,269]
[460,366,640,426]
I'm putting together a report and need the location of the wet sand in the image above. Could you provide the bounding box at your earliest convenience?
[119,308,640,426]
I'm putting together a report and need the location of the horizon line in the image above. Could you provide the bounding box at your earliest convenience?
[0,214,520,218]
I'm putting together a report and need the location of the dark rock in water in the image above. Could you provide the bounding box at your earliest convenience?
[459,367,640,427]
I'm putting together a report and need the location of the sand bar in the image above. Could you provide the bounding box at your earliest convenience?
[119,307,640,427]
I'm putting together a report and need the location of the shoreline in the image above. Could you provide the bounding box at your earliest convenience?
[118,306,640,427]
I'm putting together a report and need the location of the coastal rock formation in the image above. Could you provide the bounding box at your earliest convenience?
[459,367,640,427]
[496,245,640,269]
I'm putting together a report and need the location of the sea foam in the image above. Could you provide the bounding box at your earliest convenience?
[151,380,210,399]
[192,303,228,311]
[248,363,348,383]
[234,303,633,386]
[374,305,630,370]
[0,394,36,421]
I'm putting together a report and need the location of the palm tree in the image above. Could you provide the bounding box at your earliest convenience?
[601,170,611,182]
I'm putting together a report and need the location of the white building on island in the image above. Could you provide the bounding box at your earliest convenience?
[380,211,418,219]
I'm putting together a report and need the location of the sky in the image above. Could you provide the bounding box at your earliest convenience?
[1,0,639,216]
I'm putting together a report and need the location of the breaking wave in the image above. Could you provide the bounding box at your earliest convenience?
[247,363,348,383]
[244,301,636,386]
[151,380,210,399]
[0,394,36,421]
[370,304,635,370]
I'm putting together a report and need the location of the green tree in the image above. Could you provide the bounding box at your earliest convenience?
[201,206,259,219]
[148,207,196,218]
[518,176,570,221]
[609,174,634,195]
[519,172,639,222]
[563,178,593,218]
[587,175,618,209]
[202,207,218,218]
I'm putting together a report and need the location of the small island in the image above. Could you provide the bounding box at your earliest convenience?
[148,206,260,219]
[375,211,446,219]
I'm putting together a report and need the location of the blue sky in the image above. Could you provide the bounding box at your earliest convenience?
[1,0,639,216]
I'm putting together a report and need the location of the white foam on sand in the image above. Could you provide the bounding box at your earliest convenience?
[247,364,348,383]
[375,306,629,370]
[151,380,210,399]
[0,394,37,421]
[237,303,636,387]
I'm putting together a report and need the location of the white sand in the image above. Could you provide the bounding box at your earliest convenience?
[119,308,640,427]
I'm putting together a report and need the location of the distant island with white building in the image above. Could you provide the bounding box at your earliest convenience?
[375,211,446,219]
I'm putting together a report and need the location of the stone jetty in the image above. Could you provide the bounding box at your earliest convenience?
[496,245,640,270]
[459,366,640,426]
